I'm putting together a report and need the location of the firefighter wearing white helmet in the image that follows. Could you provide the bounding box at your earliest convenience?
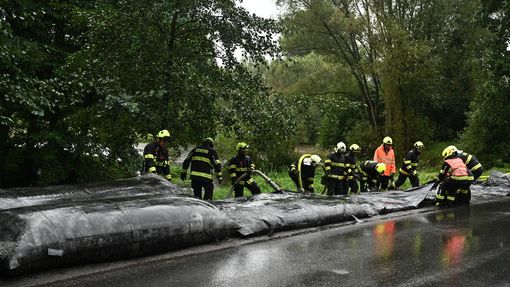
[325,142,348,195]
[373,136,396,190]
[394,141,424,189]
[452,146,484,180]
[143,129,172,181]
[289,154,322,193]
[344,144,361,194]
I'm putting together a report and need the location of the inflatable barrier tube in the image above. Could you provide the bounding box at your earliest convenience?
[0,174,180,210]
[0,194,236,275]
[1,172,509,275]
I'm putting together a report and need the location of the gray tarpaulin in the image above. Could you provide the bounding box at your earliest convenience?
[0,172,508,275]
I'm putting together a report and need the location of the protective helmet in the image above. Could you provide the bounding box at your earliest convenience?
[156,129,170,139]
[442,146,456,159]
[447,145,458,153]
[414,141,424,150]
[310,155,321,165]
[349,144,361,152]
[383,136,393,145]
[376,163,386,174]
[204,137,214,147]
[334,142,347,153]
[236,142,249,151]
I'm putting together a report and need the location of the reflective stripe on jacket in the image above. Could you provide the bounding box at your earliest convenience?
[373,145,396,176]
[182,145,222,182]
[445,158,469,179]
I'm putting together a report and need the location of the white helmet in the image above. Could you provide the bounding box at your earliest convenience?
[334,142,346,153]
[310,155,321,165]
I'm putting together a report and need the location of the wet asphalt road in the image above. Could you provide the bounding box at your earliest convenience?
[3,199,510,287]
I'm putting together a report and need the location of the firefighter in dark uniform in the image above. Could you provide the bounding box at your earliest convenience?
[344,144,361,194]
[181,137,222,200]
[359,161,386,192]
[143,129,172,181]
[452,146,484,181]
[394,141,424,188]
[289,154,321,193]
[435,146,474,207]
[325,142,347,195]
[228,142,261,197]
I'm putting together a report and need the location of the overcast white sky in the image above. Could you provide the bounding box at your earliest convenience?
[238,0,280,19]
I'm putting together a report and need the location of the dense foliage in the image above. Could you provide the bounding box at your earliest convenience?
[0,0,290,187]
[1,0,508,187]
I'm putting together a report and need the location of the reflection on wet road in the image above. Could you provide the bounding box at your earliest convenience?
[12,199,510,286]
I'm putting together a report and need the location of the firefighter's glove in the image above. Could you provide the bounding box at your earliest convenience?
[180,173,186,181]
[412,170,417,176]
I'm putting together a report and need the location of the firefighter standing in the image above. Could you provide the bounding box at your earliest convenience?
[228,142,261,197]
[344,144,361,194]
[325,142,348,195]
[434,146,474,207]
[394,141,424,189]
[374,136,396,190]
[289,154,321,193]
[143,129,172,181]
[181,138,222,200]
[359,161,386,192]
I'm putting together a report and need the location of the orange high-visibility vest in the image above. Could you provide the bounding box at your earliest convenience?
[374,145,396,176]
[445,158,469,177]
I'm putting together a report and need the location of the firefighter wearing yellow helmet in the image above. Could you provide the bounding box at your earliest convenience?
[289,154,321,193]
[394,141,424,189]
[228,142,261,197]
[434,145,474,207]
[143,129,172,181]
[358,161,386,192]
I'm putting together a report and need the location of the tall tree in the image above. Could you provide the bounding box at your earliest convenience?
[462,0,510,165]
[0,0,285,187]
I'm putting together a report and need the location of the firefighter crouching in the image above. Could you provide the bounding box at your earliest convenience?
[394,141,424,189]
[143,129,172,181]
[289,154,321,193]
[228,142,261,197]
[181,137,222,200]
[325,142,348,195]
[359,161,386,192]
[435,146,474,207]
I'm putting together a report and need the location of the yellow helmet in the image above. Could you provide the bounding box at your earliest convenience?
[236,142,249,151]
[156,129,170,139]
[383,136,393,145]
[310,155,321,165]
[441,145,457,159]
[376,163,386,174]
[414,141,424,150]
[349,144,361,152]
